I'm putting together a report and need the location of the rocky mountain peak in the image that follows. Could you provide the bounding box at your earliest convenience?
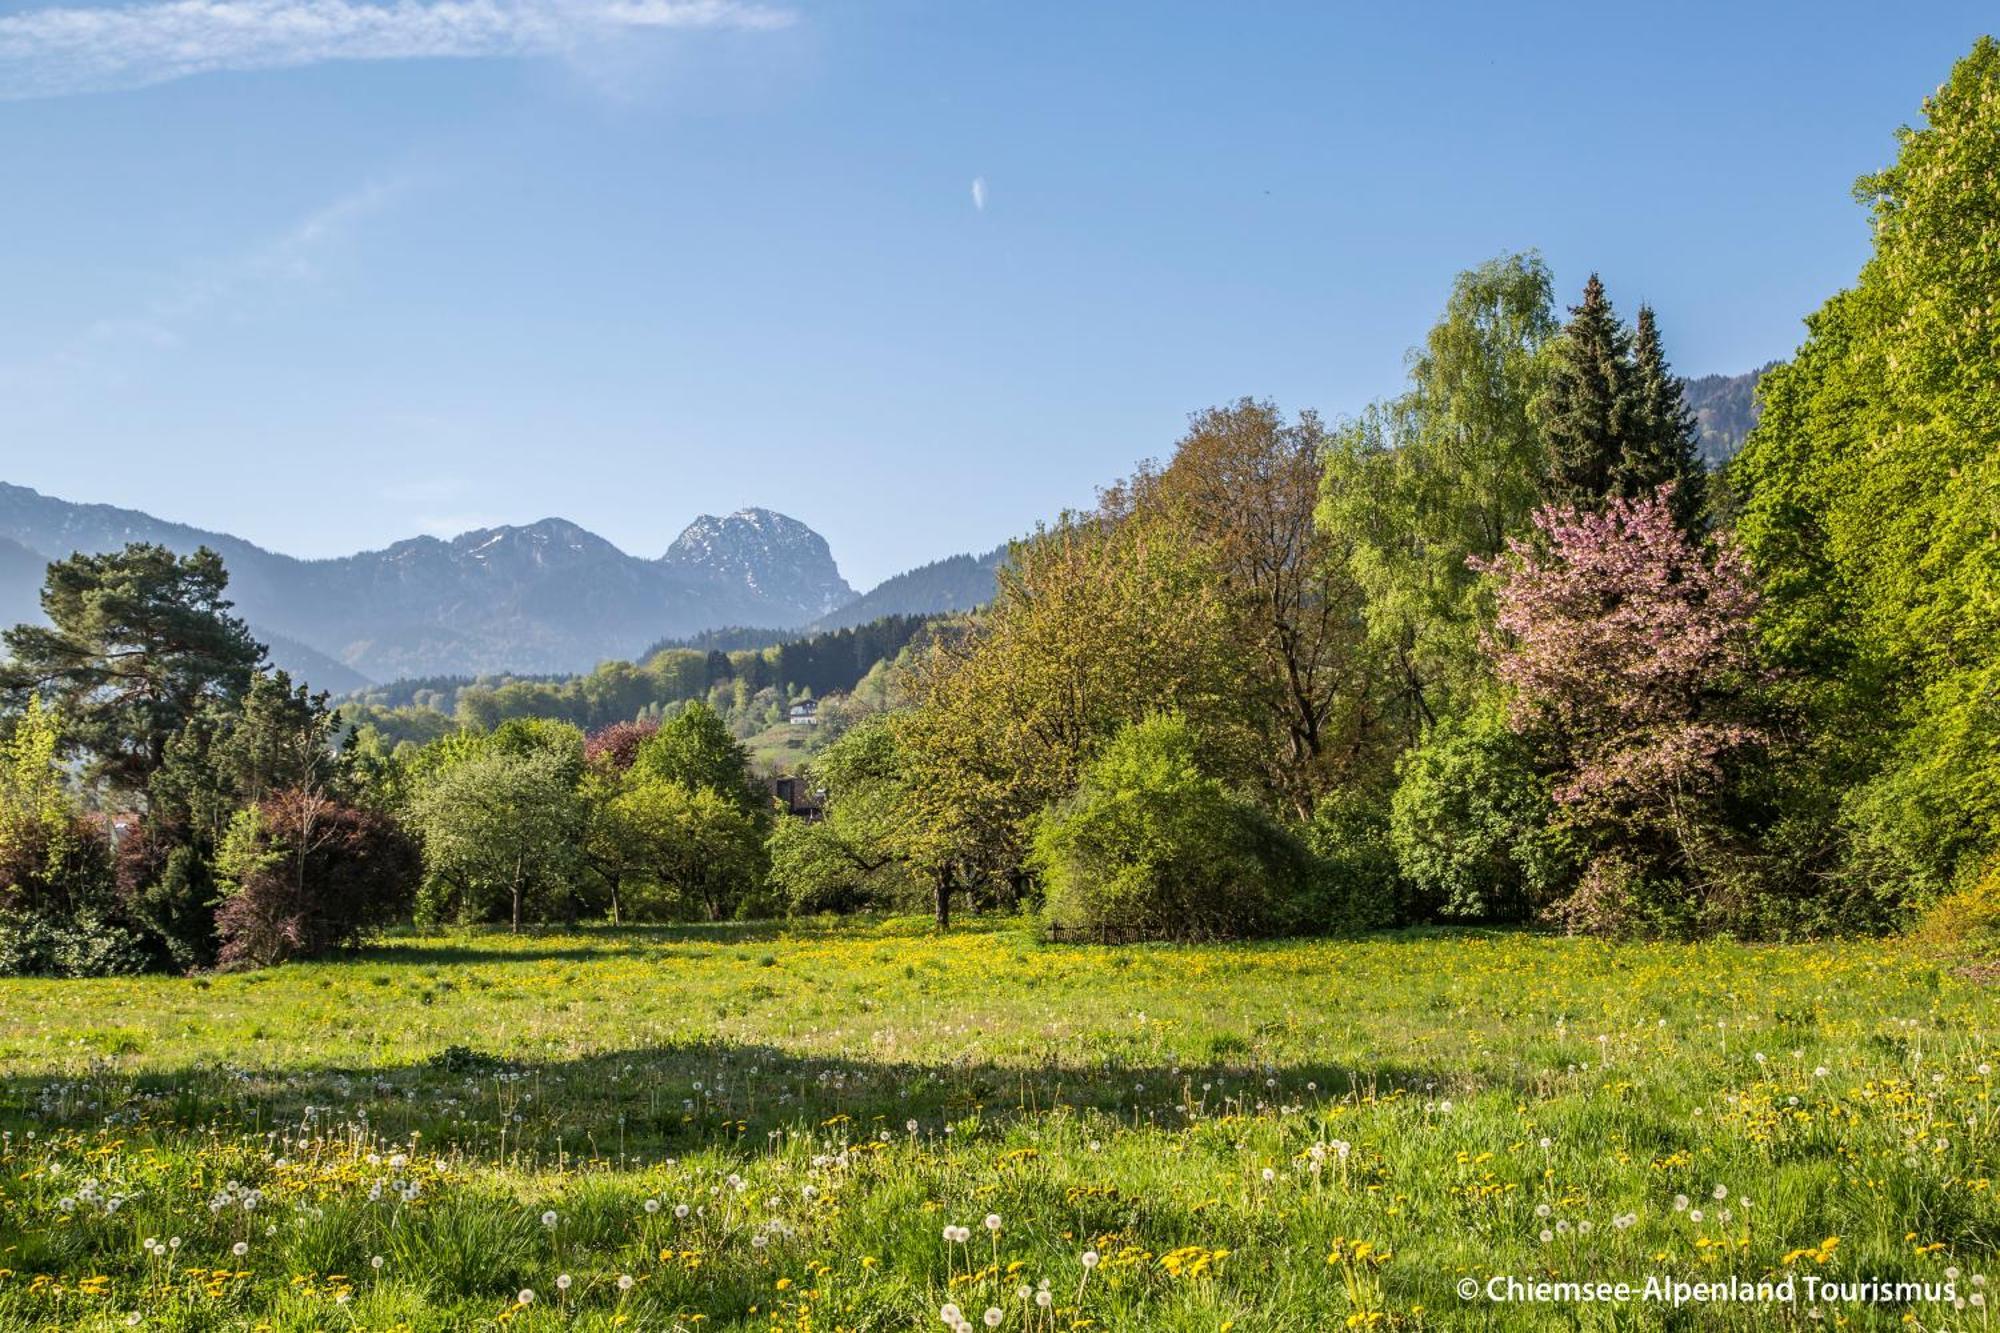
[663,509,856,620]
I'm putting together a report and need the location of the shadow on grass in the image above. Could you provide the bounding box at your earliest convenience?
[0,1034,1473,1161]
[347,916,1030,967]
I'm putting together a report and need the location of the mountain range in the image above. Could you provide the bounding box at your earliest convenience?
[0,369,1766,693]
[0,483,930,690]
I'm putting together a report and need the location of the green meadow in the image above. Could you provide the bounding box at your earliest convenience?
[0,920,1994,1330]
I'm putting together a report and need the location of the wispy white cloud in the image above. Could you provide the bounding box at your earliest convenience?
[969,175,986,212]
[3,177,401,392]
[84,178,400,348]
[0,0,793,99]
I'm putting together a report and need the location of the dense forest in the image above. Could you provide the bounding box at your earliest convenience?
[2,38,1997,974]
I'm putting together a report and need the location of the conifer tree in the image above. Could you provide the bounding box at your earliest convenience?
[1622,304,1707,531]
[1534,274,1633,507]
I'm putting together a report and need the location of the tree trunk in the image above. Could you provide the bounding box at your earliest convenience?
[933,866,952,930]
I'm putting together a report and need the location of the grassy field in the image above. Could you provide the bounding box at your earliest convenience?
[0,918,1994,1330]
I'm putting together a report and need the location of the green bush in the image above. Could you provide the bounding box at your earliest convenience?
[1389,706,1577,922]
[1296,787,1402,932]
[1031,714,1309,940]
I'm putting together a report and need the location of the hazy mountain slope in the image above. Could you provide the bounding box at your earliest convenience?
[0,536,47,636]
[1685,364,1779,466]
[814,545,1007,631]
[0,484,859,685]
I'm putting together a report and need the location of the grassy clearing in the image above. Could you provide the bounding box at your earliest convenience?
[0,919,1994,1330]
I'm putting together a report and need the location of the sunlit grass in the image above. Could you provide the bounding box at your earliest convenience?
[0,918,1993,1329]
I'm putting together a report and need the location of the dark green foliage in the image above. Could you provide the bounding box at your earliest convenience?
[1296,788,1402,932]
[1623,306,1708,529]
[1533,281,1708,532]
[0,543,264,795]
[348,614,936,745]
[1389,705,1577,922]
[118,839,219,973]
[1536,274,1634,508]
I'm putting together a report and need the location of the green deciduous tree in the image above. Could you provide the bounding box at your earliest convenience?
[406,746,585,930]
[612,775,768,921]
[1319,252,1558,740]
[1733,36,2000,901]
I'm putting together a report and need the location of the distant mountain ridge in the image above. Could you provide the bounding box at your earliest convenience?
[812,545,1008,631]
[1684,363,1778,466]
[0,483,860,687]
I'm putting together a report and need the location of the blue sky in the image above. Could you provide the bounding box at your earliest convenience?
[0,1,1989,588]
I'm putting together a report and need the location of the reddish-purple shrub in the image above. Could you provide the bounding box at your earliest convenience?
[215,791,420,968]
[584,719,660,775]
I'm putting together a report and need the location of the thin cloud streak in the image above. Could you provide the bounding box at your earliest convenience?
[0,0,794,99]
[970,175,986,212]
[2,178,402,392]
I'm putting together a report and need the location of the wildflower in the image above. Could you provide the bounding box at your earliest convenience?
[541,1210,558,1228]
[645,1198,661,1214]
[233,1242,249,1258]
[1081,1251,1099,1269]
[618,1274,634,1290]
[1674,1195,1690,1212]
[518,1289,535,1306]
[371,1256,384,1270]
[984,1213,1002,1232]
[556,1275,572,1291]
[1713,1185,1728,1201]
[940,1304,962,1324]
[985,1309,1003,1328]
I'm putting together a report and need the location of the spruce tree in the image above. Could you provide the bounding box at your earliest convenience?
[1622,304,1708,531]
[1534,274,1632,507]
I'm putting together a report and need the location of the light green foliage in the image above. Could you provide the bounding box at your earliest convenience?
[0,696,72,876]
[769,717,919,914]
[405,745,585,929]
[0,923,1992,1329]
[1032,714,1307,938]
[611,774,769,921]
[1319,253,1557,737]
[632,701,760,814]
[1733,37,2000,899]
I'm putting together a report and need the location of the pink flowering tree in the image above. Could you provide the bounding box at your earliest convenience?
[1473,487,1768,931]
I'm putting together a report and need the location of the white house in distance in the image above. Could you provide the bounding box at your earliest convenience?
[788,699,819,726]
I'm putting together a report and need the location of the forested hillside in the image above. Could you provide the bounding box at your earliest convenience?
[1684,363,1778,464]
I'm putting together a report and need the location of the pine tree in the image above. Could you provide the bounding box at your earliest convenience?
[1621,304,1708,531]
[1534,274,1633,507]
